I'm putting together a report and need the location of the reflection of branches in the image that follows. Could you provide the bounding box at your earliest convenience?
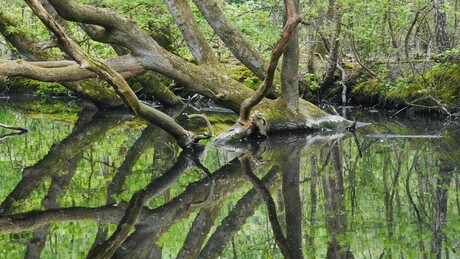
[114,158,243,258]
[0,109,127,214]
[239,151,292,259]
[0,122,29,133]
[0,131,28,141]
[178,207,221,258]
[88,150,195,258]
[106,124,166,203]
[405,147,427,223]
[200,165,280,258]
[431,163,453,257]
[25,151,82,258]
[0,205,130,233]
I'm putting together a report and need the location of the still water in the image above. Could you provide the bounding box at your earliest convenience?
[0,97,459,258]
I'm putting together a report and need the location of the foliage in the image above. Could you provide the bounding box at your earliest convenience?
[305,73,320,91]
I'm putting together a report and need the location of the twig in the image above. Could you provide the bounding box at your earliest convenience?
[184,113,214,140]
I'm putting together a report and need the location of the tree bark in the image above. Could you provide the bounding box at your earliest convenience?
[0,0,352,146]
[432,0,451,52]
[165,0,220,67]
[192,0,267,79]
[239,0,301,123]
[280,0,300,111]
[25,0,198,149]
[320,0,342,88]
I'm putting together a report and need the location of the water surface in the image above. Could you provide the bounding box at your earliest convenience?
[0,98,459,258]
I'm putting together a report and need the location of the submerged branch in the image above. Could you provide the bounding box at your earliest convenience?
[366,134,442,139]
[0,123,28,133]
[239,151,293,259]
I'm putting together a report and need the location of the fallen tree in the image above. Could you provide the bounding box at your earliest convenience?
[0,0,351,147]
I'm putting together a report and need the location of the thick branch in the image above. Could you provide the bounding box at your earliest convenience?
[0,55,144,82]
[164,0,220,67]
[25,0,195,149]
[239,0,301,123]
[0,10,50,61]
[192,0,267,79]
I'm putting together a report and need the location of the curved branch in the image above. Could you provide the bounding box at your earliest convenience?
[164,0,220,67]
[0,55,145,82]
[185,113,214,139]
[239,0,301,123]
[192,0,267,79]
[25,0,196,149]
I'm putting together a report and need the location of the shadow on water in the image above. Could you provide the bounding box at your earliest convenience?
[0,99,459,258]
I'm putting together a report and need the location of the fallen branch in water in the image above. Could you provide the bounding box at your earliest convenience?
[366,134,442,139]
[0,132,28,141]
[0,123,29,133]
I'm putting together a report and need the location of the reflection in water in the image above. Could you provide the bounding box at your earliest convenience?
[0,101,459,258]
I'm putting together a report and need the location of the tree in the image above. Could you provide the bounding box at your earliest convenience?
[0,0,350,148]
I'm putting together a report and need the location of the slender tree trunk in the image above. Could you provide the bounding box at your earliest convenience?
[320,0,342,88]
[432,0,451,52]
[282,150,303,258]
[281,0,300,111]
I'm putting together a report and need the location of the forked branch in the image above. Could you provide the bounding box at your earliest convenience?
[25,0,196,149]
[238,0,301,124]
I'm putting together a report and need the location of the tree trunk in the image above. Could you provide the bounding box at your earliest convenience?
[0,0,352,147]
[0,8,124,108]
[432,0,451,52]
[320,0,342,88]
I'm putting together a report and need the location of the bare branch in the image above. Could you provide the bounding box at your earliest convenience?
[25,0,196,149]
[0,55,144,82]
[164,0,220,67]
[192,0,267,79]
[239,0,301,123]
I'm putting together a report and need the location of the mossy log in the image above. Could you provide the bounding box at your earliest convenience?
[213,98,352,144]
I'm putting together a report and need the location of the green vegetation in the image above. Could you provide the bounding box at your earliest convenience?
[2,0,459,114]
[0,99,458,258]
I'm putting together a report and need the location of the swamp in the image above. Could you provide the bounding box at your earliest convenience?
[0,98,459,258]
[1,0,460,258]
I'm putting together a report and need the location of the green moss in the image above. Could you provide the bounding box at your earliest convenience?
[353,62,460,109]
[229,65,262,90]
[343,62,355,69]
[353,78,384,96]
[0,78,68,96]
[424,63,460,103]
[12,98,81,122]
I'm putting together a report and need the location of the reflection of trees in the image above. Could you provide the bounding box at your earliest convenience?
[431,162,454,258]
[0,105,130,214]
[0,117,345,258]
[321,141,353,258]
[0,115,459,258]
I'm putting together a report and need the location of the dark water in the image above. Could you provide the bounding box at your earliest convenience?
[0,98,459,258]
